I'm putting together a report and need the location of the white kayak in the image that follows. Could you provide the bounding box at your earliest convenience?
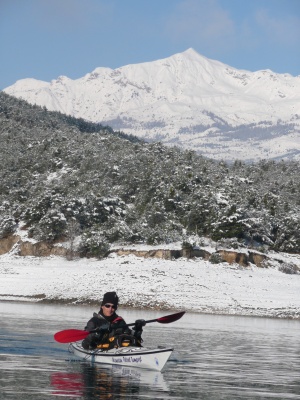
[69,342,173,371]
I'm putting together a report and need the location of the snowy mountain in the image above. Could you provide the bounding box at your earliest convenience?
[4,48,300,162]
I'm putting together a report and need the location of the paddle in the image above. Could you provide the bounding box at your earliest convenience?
[54,311,185,343]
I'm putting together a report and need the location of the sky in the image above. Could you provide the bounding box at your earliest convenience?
[0,0,299,90]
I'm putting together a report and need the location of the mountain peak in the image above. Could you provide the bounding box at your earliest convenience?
[170,47,209,63]
[182,47,200,56]
[3,50,300,162]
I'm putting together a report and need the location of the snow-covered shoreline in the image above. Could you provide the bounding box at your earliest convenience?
[1,250,300,320]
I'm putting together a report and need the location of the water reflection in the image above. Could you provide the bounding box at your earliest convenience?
[51,371,84,398]
[51,362,168,399]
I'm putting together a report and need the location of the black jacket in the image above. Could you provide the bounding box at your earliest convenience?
[85,311,128,332]
[82,311,130,350]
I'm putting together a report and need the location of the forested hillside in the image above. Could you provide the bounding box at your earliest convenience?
[0,92,299,257]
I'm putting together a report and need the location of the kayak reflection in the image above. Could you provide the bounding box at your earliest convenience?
[51,362,169,399]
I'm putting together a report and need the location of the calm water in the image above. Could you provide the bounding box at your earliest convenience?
[0,302,299,399]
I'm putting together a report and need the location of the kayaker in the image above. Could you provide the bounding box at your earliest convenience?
[81,291,145,350]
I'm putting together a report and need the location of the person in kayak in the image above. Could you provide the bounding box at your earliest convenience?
[81,291,145,350]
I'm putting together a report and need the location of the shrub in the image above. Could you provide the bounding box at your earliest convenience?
[0,215,16,238]
[79,230,110,258]
[278,262,299,275]
[209,252,224,264]
[32,209,67,242]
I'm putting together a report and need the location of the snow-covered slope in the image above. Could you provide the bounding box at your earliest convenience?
[1,251,300,318]
[4,48,300,162]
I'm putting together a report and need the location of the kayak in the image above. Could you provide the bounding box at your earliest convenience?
[69,342,173,371]
[54,312,185,372]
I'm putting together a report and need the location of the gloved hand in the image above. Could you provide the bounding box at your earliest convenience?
[94,322,110,335]
[134,319,146,330]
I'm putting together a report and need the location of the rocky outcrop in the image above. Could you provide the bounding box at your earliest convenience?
[112,246,269,267]
[0,235,20,255]
[0,234,291,269]
[0,235,69,257]
[218,250,267,267]
[113,248,182,260]
[182,248,211,260]
[19,241,69,257]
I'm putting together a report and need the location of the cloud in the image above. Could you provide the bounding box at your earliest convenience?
[255,9,300,46]
[164,0,236,52]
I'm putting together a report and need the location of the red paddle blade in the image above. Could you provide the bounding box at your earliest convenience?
[54,329,89,343]
[156,311,185,324]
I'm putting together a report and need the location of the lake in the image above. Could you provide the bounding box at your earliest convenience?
[0,302,299,399]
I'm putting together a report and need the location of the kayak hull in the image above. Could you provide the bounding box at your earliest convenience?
[69,342,173,371]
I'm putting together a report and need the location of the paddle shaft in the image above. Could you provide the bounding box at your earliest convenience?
[54,311,185,343]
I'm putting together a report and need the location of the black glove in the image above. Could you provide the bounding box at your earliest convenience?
[133,319,146,330]
[94,322,110,335]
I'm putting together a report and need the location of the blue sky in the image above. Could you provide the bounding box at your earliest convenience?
[0,0,299,90]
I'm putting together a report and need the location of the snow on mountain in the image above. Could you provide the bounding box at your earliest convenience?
[4,48,300,162]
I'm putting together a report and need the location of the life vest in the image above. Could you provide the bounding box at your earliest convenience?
[96,334,141,350]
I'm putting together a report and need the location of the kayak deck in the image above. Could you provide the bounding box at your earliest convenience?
[69,342,173,371]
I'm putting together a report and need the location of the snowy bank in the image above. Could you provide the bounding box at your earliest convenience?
[0,251,300,319]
